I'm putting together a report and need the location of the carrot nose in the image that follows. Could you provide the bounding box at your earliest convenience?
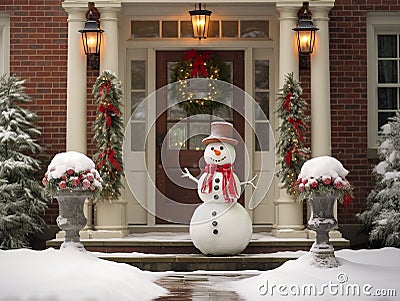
[214,149,221,156]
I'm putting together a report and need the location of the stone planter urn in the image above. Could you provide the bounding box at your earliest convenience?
[56,190,91,250]
[308,192,339,268]
[295,156,354,268]
[43,151,103,250]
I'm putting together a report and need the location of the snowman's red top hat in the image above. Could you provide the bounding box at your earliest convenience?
[202,121,238,145]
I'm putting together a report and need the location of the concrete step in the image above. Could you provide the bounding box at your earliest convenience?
[96,252,299,272]
[46,231,350,255]
[47,232,350,271]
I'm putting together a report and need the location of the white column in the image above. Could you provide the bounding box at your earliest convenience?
[99,7,120,75]
[308,3,342,240]
[64,7,87,153]
[310,4,333,157]
[273,3,307,238]
[58,5,90,240]
[91,4,128,239]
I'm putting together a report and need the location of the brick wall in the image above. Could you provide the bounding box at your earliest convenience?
[0,1,69,224]
[0,2,101,225]
[327,0,400,224]
[2,0,399,227]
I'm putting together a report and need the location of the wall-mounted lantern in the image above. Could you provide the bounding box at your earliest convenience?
[189,3,212,40]
[292,2,319,55]
[79,3,104,70]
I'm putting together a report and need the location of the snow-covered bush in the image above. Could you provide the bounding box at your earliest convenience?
[43,151,102,198]
[0,75,47,249]
[358,113,400,247]
[295,156,354,206]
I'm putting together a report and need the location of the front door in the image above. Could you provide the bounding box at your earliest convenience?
[155,51,245,224]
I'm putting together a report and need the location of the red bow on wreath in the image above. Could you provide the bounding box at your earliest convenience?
[97,148,121,171]
[184,49,213,78]
[98,103,121,127]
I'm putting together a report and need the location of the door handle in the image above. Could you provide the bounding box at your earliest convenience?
[156,132,165,165]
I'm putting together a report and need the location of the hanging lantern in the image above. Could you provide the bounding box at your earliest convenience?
[189,3,212,40]
[79,10,104,70]
[292,6,319,55]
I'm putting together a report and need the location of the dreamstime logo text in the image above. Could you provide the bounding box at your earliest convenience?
[258,272,397,297]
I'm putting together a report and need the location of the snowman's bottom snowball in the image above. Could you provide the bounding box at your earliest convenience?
[190,202,252,256]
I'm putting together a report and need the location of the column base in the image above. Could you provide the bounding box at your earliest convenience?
[272,194,306,238]
[94,200,128,238]
[272,228,308,238]
[90,229,129,239]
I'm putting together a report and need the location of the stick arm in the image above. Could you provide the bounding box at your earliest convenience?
[181,167,199,184]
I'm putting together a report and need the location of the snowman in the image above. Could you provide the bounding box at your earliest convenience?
[182,121,256,256]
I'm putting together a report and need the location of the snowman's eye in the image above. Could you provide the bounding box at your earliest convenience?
[220,146,224,151]
[211,147,214,151]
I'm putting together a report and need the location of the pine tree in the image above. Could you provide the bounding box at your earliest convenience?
[92,70,124,201]
[357,113,400,247]
[0,75,47,249]
[276,73,310,197]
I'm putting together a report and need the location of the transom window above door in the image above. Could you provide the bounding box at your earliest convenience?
[131,20,270,39]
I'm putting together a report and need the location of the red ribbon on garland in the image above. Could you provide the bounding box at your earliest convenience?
[285,146,300,167]
[98,103,121,127]
[97,148,121,171]
[288,117,306,142]
[285,147,293,166]
[184,49,213,78]
[282,92,293,112]
[99,79,111,100]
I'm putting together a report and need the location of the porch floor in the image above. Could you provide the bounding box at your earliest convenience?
[46,231,349,271]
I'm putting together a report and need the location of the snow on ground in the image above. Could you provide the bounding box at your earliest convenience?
[232,247,400,300]
[0,248,167,301]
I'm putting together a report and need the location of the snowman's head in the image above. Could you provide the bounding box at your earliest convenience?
[204,142,236,165]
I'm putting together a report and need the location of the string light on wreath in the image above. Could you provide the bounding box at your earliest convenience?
[171,49,231,116]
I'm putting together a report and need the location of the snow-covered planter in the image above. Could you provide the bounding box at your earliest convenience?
[43,151,102,198]
[295,156,354,268]
[43,151,103,250]
[295,156,354,206]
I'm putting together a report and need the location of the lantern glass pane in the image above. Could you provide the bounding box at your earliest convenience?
[191,14,211,39]
[85,32,98,54]
[298,31,312,53]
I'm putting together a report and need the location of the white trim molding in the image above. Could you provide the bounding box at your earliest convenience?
[0,13,10,75]
[367,13,400,151]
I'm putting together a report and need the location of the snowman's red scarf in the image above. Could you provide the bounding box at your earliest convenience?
[201,164,239,203]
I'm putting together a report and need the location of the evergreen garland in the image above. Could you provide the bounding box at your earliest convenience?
[276,73,310,197]
[170,49,231,116]
[357,113,400,247]
[92,70,124,202]
[0,75,47,249]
